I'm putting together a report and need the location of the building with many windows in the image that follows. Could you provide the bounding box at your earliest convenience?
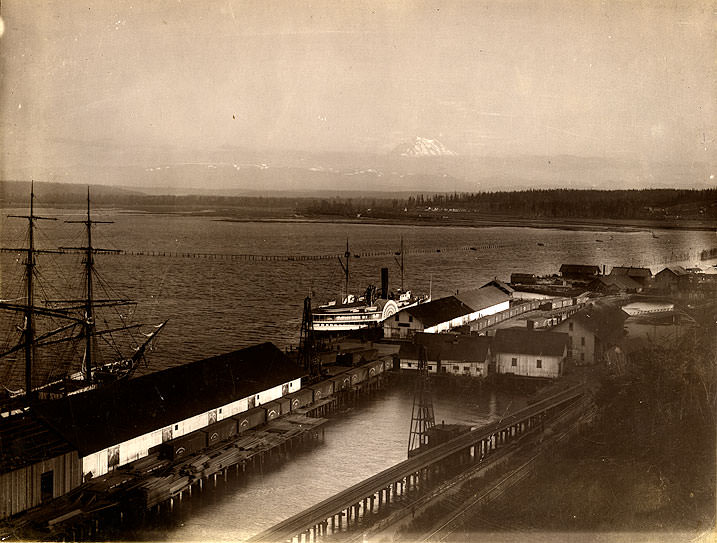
[398,333,491,377]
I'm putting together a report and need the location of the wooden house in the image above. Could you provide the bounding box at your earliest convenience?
[553,305,628,365]
[398,333,491,377]
[492,328,568,379]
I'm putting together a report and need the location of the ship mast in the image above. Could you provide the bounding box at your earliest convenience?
[64,188,113,383]
[394,236,405,291]
[337,239,351,302]
[6,182,57,399]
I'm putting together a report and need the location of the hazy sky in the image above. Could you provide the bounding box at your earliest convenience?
[0,0,715,178]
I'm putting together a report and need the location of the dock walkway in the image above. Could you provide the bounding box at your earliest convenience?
[250,385,586,543]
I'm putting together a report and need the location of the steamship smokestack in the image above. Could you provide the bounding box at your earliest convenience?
[381,267,389,299]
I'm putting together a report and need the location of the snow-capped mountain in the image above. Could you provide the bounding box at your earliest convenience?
[391,136,457,157]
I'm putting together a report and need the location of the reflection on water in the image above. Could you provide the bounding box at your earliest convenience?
[129,383,524,542]
[1,210,711,375]
[0,211,712,538]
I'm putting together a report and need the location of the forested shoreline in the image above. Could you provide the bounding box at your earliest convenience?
[1,181,715,222]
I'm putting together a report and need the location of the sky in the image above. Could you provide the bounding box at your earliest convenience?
[0,0,715,185]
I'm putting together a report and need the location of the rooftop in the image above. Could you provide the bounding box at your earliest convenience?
[35,342,303,457]
[0,413,76,474]
[493,328,569,357]
[455,286,510,311]
[404,297,473,328]
[415,332,491,362]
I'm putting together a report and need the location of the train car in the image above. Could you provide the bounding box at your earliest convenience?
[308,379,334,401]
[233,406,266,433]
[331,373,351,392]
[366,359,385,379]
[285,388,313,411]
[160,431,207,461]
[200,418,238,447]
[347,365,369,386]
[263,400,283,420]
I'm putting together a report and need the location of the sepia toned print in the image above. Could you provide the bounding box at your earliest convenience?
[0,1,714,542]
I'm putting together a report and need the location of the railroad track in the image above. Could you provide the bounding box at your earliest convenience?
[250,385,585,543]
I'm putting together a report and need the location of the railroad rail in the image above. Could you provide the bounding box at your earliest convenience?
[250,384,585,543]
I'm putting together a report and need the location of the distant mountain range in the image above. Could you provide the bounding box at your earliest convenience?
[1,137,712,196]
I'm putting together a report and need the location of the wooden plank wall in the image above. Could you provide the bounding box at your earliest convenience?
[0,451,81,520]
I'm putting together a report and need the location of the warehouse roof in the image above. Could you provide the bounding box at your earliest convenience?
[399,333,491,363]
[0,414,76,474]
[35,342,303,457]
[493,328,568,357]
[404,297,473,329]
[455,286,510,310]
[417,333,491,362]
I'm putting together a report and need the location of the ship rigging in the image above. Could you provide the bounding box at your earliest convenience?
[0,184,166,410]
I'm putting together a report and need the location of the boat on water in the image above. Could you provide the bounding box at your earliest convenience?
[312,238,429,333]
[0,184,166,413]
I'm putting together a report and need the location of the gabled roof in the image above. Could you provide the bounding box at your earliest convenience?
[404,297,472,328]
[656,265,689,277]
[416,333,491,362]
[35,343,303,457]
[480,279,515,295]
[455,286,510,311]
[493,328,568,357]
[566,305,628,344]
[591,274,642,292]
[399,333,491,363]
[610,266,651,278]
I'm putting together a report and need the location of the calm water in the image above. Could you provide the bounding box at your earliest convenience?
[0,208,714,539]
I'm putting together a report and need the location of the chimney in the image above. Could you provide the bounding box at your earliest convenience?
[381,267,389,299]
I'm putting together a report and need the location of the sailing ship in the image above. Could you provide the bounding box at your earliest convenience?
[0,184,166,413]
[311,238,429,333]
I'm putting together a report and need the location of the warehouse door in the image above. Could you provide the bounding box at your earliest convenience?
[41,471,54,502]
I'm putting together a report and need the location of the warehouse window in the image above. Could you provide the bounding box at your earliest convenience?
[407,362,412,367]
[536,359,542,368]
[409,315,413,323]
[569,322,573,331]
[453,365,460,371]
[581,336,585,346]
[395,315,399,321]
[511,357,517,367]
[174,424,179,431]
[463,366,470,373]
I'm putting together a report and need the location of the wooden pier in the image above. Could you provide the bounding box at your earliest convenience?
[250,385,587,543]
[11,371,388,541]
